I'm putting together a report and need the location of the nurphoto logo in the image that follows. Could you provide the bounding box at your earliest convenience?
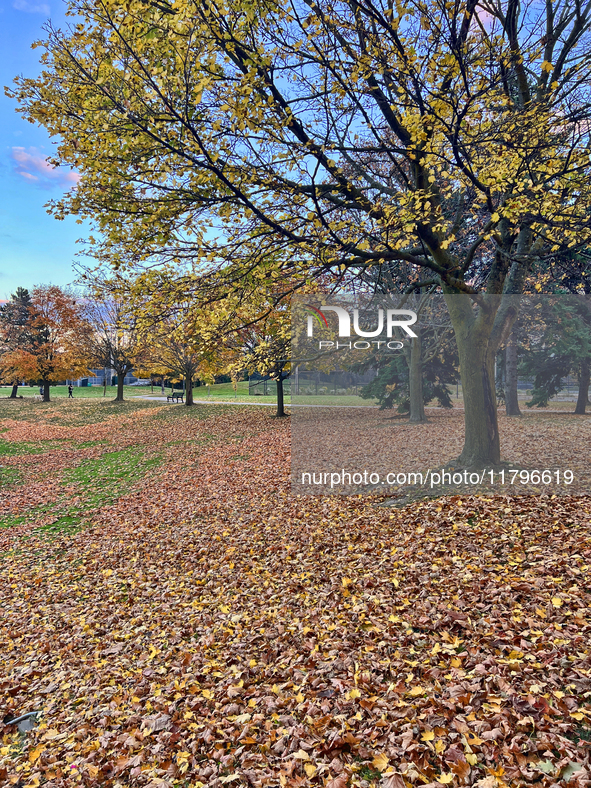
[304,304,418,350]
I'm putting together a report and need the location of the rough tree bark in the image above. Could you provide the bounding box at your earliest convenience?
[10,384,19,399]
[115,370,125,402]
[505,334,521,416]
[444,294,501,468]
[408,333,426,423]
[276,377,286,417]
[575,357,590,414]
[42,379,50,402]
[185,374,194,406]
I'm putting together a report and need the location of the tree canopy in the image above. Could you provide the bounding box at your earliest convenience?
[12,0,591,293]
[11,0,591,463]
[0,286,92,401]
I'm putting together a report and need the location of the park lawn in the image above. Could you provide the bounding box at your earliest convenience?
[0,383,284,406]
[0,397,590,788]
[0,385,158,401]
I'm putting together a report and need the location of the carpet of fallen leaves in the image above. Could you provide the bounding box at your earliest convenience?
[292,409,591,496]
[1,399,591,788]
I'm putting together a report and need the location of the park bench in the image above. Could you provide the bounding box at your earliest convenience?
[167,392,184,403]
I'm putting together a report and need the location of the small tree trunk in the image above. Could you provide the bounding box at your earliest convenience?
[43,380,50,402]
[161,378,165,395]
[276,377,286,417]
[185,375,193,406]
[456,339,499,466]
[444,294,500,468]
[575,357,590,414]
[408,333,426,423]
[115,372,124,402]
[505,336,521,416]
[10,384,18,399]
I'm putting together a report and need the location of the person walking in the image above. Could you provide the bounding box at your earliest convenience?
[68,384,73,399]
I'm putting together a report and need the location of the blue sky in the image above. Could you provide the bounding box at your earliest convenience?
[0,0,87,298]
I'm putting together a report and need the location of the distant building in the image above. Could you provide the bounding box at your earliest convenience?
[72,368,139,386]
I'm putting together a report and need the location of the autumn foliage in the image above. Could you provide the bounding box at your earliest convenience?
[0,286,92,401]
[0,399,590,788]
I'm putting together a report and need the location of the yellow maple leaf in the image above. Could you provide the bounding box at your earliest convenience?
[372,753,389,771]
[304,763,317,777]
[349,688,361,699]
[421,730,435,742]
[29,744,45,764]
[437,774,454,784]
[408,686,424,696]
[551,597,563,608]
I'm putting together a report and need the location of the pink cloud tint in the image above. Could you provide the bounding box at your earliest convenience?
[12,147,80,189]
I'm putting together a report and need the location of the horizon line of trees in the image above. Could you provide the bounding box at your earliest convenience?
[0,281,294,416]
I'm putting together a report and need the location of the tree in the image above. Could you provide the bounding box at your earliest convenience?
[0,286,92,402]
[137,299,214,406]
[230,307,291,418]
[521,296,591,414]
[355,292,456,422]
[359,337,456,419]
[11,0,591,465]
[82,286,140,402]
[0,288,34,398]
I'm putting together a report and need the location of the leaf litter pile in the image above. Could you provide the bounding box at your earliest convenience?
[0,399,590,788]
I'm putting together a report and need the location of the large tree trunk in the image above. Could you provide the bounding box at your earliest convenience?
[504,335,521,416]
[444,294,500,468]
[185,374,193,406]
[43,380,50,402]
[408,333,426,423]
[115,372,124,402]
[10,384,18,399]
[575,357,590,414]
[276,377,286,417]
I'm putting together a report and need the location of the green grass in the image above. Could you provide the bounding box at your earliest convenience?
[0,446,164,534]
[0,384,151,400]
[62,447,163,507]
[0,398,236,535]
[0,466,22,488]
[0,438,63,456]
[0,396,164,426]
[0,381,383,407]
[0,395,279,537]
[141,379,281,404]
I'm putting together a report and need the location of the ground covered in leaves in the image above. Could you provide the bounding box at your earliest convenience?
[1,398,590,788]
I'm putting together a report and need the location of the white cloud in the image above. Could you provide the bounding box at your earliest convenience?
[13,0,50,15]
[12,147,80,189]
